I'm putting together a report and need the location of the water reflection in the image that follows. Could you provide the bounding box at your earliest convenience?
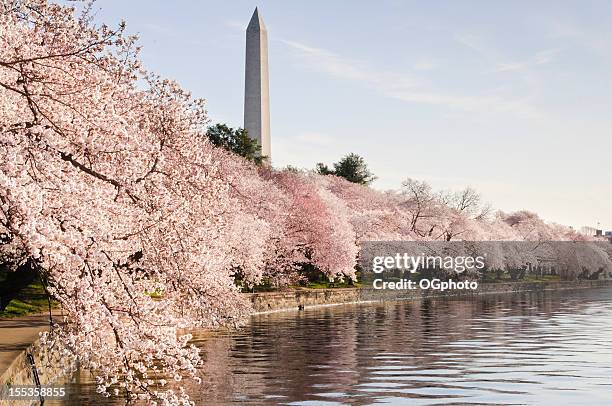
[55,288,612,405]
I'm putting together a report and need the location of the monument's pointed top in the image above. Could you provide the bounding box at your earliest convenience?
[247,7,266,32]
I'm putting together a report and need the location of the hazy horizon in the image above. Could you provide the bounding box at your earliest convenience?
[91,0,611,230]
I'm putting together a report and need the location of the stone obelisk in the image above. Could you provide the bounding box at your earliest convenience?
[244,7,271,162]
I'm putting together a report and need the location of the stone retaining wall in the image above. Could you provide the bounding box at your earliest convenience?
[248,280,612,313]
[0,337,74,406]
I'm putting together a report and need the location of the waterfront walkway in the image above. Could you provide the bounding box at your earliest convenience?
[0,311,61,379]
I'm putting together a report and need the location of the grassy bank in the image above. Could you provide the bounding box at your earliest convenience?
[0,280,58,318]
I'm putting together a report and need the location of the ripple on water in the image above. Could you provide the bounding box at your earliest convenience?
[57,287,612,405]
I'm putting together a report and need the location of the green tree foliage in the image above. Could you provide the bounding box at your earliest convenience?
[316,153,376,185]
[315,162,334,175]
[206,123,265,164]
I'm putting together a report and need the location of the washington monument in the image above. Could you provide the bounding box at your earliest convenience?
[244,7,271,162]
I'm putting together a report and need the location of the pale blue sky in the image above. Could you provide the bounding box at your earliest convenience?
[91,0,611,230]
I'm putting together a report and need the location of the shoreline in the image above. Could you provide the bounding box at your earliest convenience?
[2,279,612,400]
[249,279,612,314]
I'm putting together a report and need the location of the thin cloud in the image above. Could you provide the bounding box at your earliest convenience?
[281,39,540,117]
[454,33,559,73]
[279,40,417,88]
[541,17,612,61]
[494,49,560,73]
[453,33,500,60]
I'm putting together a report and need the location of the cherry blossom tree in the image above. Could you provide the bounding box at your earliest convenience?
[399,178,439,237]
[0,1,259,402]
[437,186,492,220]
[271,170,358,281]
[209,150,304,288]
[323,176,411,241]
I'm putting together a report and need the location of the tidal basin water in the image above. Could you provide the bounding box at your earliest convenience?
[58,287,612,405]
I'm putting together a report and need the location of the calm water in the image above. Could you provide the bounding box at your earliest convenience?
[58,288,612,405]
